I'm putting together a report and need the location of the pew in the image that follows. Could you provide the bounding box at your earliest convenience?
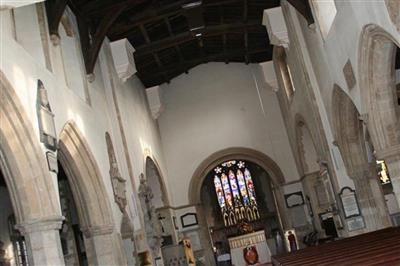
[272,227,400,266]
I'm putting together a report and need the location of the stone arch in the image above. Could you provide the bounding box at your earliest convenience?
[358,24,400,157]
[332,84,391,231]
[144,156,170,207]
[58,121,126,265]
[189,147,285,205]
[294,114,320,176]
[385,0,400,32]
[189,147,287,265]
[0,71,60,223]
[0,70,64,265]
[332,85,368,177]
[58,121,114,234]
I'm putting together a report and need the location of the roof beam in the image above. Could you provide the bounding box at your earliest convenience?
[139,24,168,83]
[77,6,126,76]
[108,0,243,39]
[45,0,69,38]
[139,47,269,76]
[80,0,148,15]
[134,22,264,56]
[286,0,314,25]
[164,17,185,63]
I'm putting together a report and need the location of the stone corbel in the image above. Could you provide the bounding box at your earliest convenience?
[259,61,279,92]
[110,38,137,82]
[262,7,289,48]
[80,224,114,238]
[376,144,400,162]
[358,113,369,124]
[146,86,164,119]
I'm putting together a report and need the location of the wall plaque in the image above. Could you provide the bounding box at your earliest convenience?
[36,80,57,151]
[180,213,198,228]
[46,151,58,173]
[284,191,304,208]
[339,187,361,218]
[346,216,365,232]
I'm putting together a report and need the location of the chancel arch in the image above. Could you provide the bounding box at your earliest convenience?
[190,147,285,205]
[332,84,391,232]
[188,147,288,265]
[58,121,126,266]
[358,24,400,211]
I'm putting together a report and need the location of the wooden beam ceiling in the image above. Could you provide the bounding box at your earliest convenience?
[46,0,279,86]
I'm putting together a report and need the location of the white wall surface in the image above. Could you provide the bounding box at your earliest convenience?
[0,5,167,263]
[158,63,300,207]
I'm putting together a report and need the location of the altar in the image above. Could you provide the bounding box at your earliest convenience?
[228,230,271,266]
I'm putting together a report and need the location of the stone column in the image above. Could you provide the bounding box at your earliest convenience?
[352,167,391,231]
[194,205,216,266]
[16,216,65,266]
[82,225,126,266]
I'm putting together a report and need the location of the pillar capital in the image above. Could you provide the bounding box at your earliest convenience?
[81,224,114,238]
[376,145,400,162]
[15,215,64,234]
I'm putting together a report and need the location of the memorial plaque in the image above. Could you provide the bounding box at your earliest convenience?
[339,187,360,218]
[346,216,365,231]
[284,192,304,208]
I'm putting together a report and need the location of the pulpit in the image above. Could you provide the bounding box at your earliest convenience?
[228,230,271,266]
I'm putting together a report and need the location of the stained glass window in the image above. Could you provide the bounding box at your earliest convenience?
[213,160,260,226]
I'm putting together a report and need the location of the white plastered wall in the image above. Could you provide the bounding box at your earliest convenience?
[158,62,300,207]
[0,4,168,263]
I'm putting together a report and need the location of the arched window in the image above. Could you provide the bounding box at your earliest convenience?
[275,46,295,101]
[213,160,260,226]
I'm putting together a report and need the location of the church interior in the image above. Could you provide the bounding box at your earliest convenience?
[0,0,400,265]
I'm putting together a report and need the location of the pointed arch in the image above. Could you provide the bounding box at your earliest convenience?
[332,85,368,177]
[58,121,114,235]
[0,70,61,223]
[385,0,400,32]
[358,24,400,158]
[145,156,170,207]
[189,147,285,205]
[332,84,391,230]
[294,114,319,176]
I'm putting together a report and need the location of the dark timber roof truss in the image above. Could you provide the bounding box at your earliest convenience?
[46,0,289,87]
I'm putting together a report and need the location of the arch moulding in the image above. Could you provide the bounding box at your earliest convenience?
[58,121,114,236]
[0,70,61,224]
[358,24,400,158]
[144,155,171,206]
[189,147,285,205]
[294,113,320,177]
[385,0,400,32]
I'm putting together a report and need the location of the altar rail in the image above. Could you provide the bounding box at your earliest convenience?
[272,227,400,266]
[228,230,266,249]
